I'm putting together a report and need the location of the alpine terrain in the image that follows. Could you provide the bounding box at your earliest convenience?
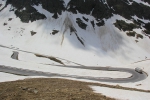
[0,0,150,65]
[0,0,150,100]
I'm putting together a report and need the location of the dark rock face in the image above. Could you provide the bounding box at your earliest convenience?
[5,0,65,23]
[91,20,95,28]
[96,20,105,27]
[143,30,150,35]
[1,0,150,35]
[51,30,59,35]
[144,23,150,31]
[144,23,150,35]
[76,18,87,30]
[126,31,136,37]
[126,31,143,39]
[142,0,150,4]
[136,34,143,39]
[67,0,112,20]
[37,0,65,14]
[30,31,36,36]
[114,20,140,31]
[107,0,150,20]
[52,13,58,19]
[5,0,46,23]
[3,0,150,21]
[82,16,89,22]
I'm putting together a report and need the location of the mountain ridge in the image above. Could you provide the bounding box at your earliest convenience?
[0,0,150,66]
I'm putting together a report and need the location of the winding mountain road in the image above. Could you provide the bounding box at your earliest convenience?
[0,65,147,83]
[0,45,148,83]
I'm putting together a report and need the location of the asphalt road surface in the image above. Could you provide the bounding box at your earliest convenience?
[0,65,147,83]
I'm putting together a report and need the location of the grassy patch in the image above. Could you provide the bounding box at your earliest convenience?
[35,54,64,65]
[136,34,143,39]
[0,78,115,100]
[126,31,136,37]
[114,20,139,31]
[126,31,143,39]
[0,78,150,100]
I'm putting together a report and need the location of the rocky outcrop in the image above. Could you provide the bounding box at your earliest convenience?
[5,0,65,22]
[144,23,150,34]
[142,0,150,4]
[107,0,150,20]
[67,0,112,20]
[76,18,87,30]
[2,0,150,35]
[114,20,140,31]
[5,0,46,23]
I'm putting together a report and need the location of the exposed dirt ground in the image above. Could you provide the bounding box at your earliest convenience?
[0,78,115,100]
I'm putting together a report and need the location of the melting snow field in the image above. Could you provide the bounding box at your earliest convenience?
[0,46,132,80]
[0,0,150,100]
[91,86,150,100]
[0,45,150,100]
[0,72,47,82]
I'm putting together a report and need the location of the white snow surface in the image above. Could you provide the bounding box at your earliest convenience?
[0,0,150,85]
[0,1,150,100]
[0,4,150,66]
[0,47,132,79]
[132,0,150,7]
[132,15,150,23]
[91,86,150,100]
[0,72,46,82]
[0,0,6,9]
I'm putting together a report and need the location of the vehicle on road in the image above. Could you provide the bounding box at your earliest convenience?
[135,67,143,74]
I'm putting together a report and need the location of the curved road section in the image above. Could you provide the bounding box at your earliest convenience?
[0,45,148,83]
[0,65,147,83]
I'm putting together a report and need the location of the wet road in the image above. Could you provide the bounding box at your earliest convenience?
[0,64,147,83]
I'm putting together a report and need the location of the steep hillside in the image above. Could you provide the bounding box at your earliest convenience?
[0,0,150,66]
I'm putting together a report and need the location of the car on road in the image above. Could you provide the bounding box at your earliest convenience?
[135,67,143,74]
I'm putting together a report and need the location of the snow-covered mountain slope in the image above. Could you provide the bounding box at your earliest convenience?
[0,0,150,66]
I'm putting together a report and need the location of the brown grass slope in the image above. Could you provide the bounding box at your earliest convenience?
[0,78,115,100]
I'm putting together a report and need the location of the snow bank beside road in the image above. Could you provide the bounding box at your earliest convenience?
[0,72,27,82]
[0,46,132,79]
[90,86,150,100]
[0,72,46,82]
